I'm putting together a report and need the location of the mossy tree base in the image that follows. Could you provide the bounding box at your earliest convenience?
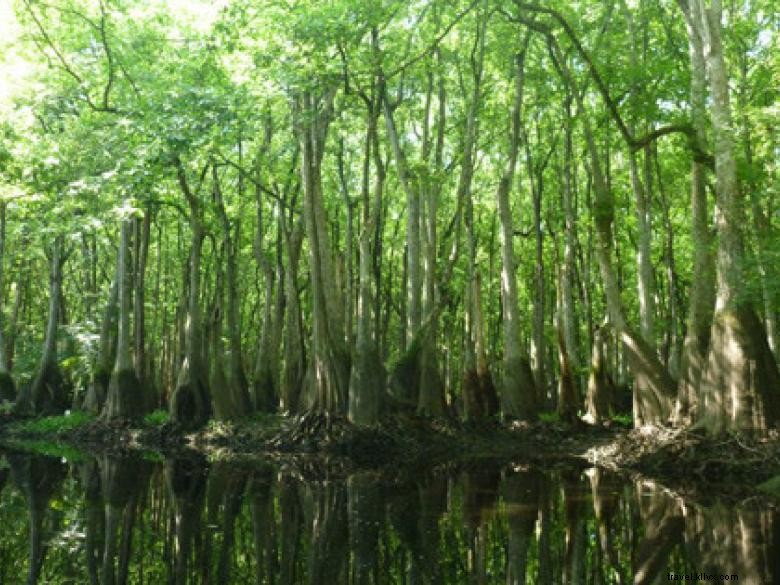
[388,327,445,417]
[696,307,780,436]
[0,370,15,402]
[462,367,498,421]
[501,356,537,421]
[170,360,211,429]
[584,365,614,425]
[348,343,386,425]
[103,368,145,421]
[252,366,277,415]
[15,362,69,416]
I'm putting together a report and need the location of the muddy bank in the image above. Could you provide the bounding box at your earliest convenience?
[586,425,780,500]
[2,412,780,499]
[0,412,616,467]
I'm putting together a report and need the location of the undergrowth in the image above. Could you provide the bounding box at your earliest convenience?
[14,411,94,434]
[144,409,169,426]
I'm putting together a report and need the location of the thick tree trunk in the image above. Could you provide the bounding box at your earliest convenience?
[15,237,69,415]
[676,0,716,425]
[170,160,211,427]
[497,50,537,420]
[584,326,614,424]
[104,215,144,420]
[687,0,780,434]
[296,90,349,414]
[556,279,578,424]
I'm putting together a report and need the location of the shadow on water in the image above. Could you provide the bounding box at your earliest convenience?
[0,448,776,584]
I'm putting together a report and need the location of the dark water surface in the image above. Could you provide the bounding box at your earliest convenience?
[0,449,776,584]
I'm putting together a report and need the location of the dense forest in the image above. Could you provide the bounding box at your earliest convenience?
[0,0,776,434]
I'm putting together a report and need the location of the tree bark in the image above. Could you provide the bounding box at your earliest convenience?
[0,203,14,400]
[15,237,69,415]
[296,89,349,414]
[497,48,538,420]
[687,0,780,434]
[675,0,716,425]
[104,213,144,420]
[349,87,386,425]
[550,41,676,426]
[170,158,211,427]
[212,167,251,418]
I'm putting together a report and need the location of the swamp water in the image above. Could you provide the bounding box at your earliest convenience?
[0,449,775,584]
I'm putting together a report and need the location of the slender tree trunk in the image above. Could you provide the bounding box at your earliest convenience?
[212,167,251,418]
[460,11,496,421]
[281,216,305,413]
[6,270,23,372]
[349,91,386,425]
[15,237,68,415]
[0,203,14,400]
[561,94,580,398]
[134,209,152,390]
[84,279,119,413]
[551,42,676,426]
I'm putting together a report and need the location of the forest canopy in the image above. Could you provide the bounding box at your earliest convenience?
[0,0,777,433]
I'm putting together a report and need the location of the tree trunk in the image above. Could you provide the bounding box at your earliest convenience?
[585,326,614,424]
[84,279,119,413]
[281,217,305,413]
[212,167,251,418]
[675,0,716,425]
[170,159,211,427]
[551,42,676,426]
[349,94,386,425]
[134,209,152,392]
[15,237,69,415]
[688,0,780,434]
[104,215,144,420]
[296,90,349,414]
[460,12,496,421]
[0,202,14,400]
[497,49,538,420]
[559,94,581,401]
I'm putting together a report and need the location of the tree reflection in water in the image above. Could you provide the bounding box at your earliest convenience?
[0,450,775,584]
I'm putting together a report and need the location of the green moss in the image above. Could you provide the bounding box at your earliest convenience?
[143,409,169,426]
[758,475,780,497]
[538,411,560,423]
[13,411,95,435]
[612,414,633,426]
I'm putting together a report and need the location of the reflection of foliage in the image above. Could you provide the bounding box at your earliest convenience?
[0,453,772,583]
